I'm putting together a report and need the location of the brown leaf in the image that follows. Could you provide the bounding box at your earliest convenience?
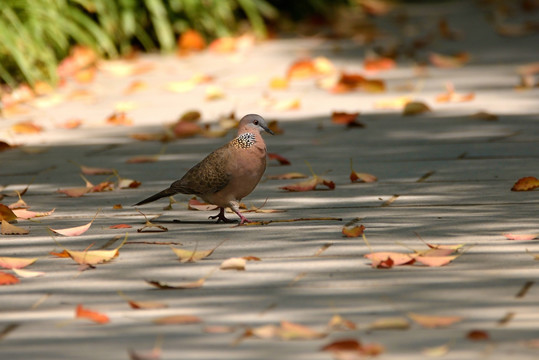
[407,312,463,328]
[350,159,377,183]
[109,224,132,229]
[153,314,202,325]
[1,220,29,235]
[367,317,410,331]
[327,314,356,331]
[511,176,539,191]
[469,111,498,121]
[0,205,17,222]
[146,277,206,290]
[75,304,109,324]
[106,112,133,126]
[171,246,215,263]
[429,52,470,68]
[277,321,326,340]
[403,101,431,116]
[466,330,490,341]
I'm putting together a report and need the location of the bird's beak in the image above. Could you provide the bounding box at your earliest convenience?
[263,125,275,135]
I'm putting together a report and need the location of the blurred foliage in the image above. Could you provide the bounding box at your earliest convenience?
[0,0,352,88]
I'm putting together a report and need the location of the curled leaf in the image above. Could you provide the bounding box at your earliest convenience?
[511,176,539,191]
[75,304,110,324]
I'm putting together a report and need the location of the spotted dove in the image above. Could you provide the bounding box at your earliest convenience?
[134,114,274,225]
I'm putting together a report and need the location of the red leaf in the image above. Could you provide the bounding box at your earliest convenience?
[467,330,490,341]
[0,271,19,285]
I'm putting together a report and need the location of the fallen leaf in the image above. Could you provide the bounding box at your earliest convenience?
[407,312,463,328]
[321,338,385,357]
[203,325,235,334]
[412,254,458,267]
[171,246,215,263]
[426,243,465,250]
[12,268,45,278]
[269,77,289,89]
[136,212,168,233]
[268,153,291,165]
[367,317,410,331]
[56,187,91,198]
[267,120,284,135]
[1,220,29,235]
[172,121,201,138]
[109,224,132,229]
[220,257,247,271]
[209,36,237,53]
[280,164,334,192]
[327,314,356,331]
[0,205,18,221]
[403,101,431,116]
[187,197,218,211]
[435,83,475,103]
[205,85,225,101]
[331,111,365,127]
[422,343,450,357]
[58,233,127,266]
[267,172,307,180]
[11,121,43,134]
[153,314,202,325]
[364,56,396,72]
[429,52,470,68]
[74,67,96,83]
[342,224,365,238]
[330,72,385,93]
[11,208,55,220]
[49,212,99,236]
[365,252,415,268]
[469,111,498,121]
[57,119,83,129]
[78,164,115,175]
[146,277,206,290]
[374,96,412,109]
[467,330,489,341]
[287,59,317,79]
[511,176,539,191]
[272,98,301,111]
[0,271,19,285]
[98,60,154,77]
[277,321,326,340]
[0,257,37,269]
[350,159,377,183]
[106,112,133,126]
[58,46,97,77]
[503,233,538,241]
[124,80,148,94]
[75,304,110,324]
[126,155,159,164]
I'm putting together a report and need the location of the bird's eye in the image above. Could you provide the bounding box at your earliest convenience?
[253,120,259,125]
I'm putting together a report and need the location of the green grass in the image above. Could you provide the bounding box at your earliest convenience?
[0,0,349,88]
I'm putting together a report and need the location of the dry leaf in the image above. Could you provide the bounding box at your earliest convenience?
[374,96,412,110]
[364,57,396,72]
[469,111,498,121]
[429,52,470,68]
[12,208,55,220]
[321,338,385,357]
[220,257,246,271]
[412,255,458,267]
[327,314,356,331]
[126,155,159,164]
[367,317,410,331]
[268,153,291,165]
[146,277,206,290]
[277,321,326,340]
[75,304,110,324]
[269,77,289,89]
[467,330,489,341]
[0,257,37,269]
[403,101,431,116]
[124,80,148,94]
[503,233,538,240]
[267,172,307,180]
[11,121,43,134]
[0,271,19,285]
[0,204,17,222]
[331,112,365,127]
[365,252,416,268]
[187,197,218,211]
[106,112,133,126]
[205,85,225,101]
[342,224,365,238]
[109,224,132,229]
[1,220,29,235]
[59,234,127,266]
[178,29,206,54]
[350,159,377,183]
[12,268,44,278]
[511,176,539,191]
[153,314,202,325]
[435,83,475,103]
[407,312,463,328]
[49,213,98,236]
[209,36,237,53]
[58,46,97,77]
[422,343,450,357]
[171,246,214,263]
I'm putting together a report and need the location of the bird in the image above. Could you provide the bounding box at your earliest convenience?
[134,114,274,225]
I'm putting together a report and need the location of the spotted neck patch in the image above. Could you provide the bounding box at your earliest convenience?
[231,132,256,149]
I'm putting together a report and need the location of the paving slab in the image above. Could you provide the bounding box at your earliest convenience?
[1,1,539,359]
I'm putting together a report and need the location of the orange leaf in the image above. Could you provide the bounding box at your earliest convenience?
[327,314,357,331]
[0,271,19,285]
[403,101,431,116]
[74,67,96,83]
[0,204,17,222]
[1,220,29,235]
[178,29,206,53]
[364,57,396,72]
[106,112,133,126]
[511,176,539,191]
[268,153,291,165]
[187,198,218,211]
[321,339,362,352]
[435,83,475,103]
[57,46,97,77]
[331,111,364,127]
[287,59,317,79]
[153,314,202,325]
[75,304,110,324]
[407,312,463,328]
[11,121,43,134]
[50,250,70,258]
[209,37,237,53]
[0,257,37,269]
[503,233,538,241]
[58,119,83,129]
[330,72,365,93]
[124,80,148,94]
[429,52,470,68]
[342,224,365,238]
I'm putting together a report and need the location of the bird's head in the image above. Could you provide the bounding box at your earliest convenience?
[238,114,274,135]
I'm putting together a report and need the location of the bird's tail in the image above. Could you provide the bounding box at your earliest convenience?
[133,188,176,206]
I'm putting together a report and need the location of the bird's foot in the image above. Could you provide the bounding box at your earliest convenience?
[209,208,236,223]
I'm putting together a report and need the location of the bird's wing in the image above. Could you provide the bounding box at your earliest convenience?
[170,145,232,195]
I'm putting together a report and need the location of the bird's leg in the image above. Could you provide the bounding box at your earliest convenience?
[229,202,251,225]
[209,207,235,223]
